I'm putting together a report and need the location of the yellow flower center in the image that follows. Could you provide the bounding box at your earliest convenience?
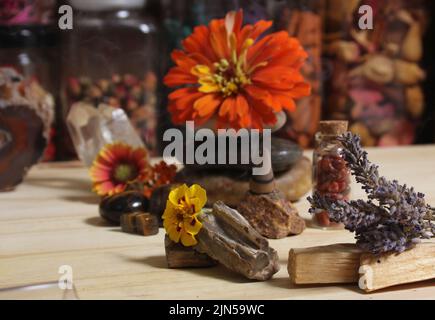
[177,196,195,215]
[192,37,256,97]
[113,163,137,182]
[163,184,207,247]
[174,199,197,232]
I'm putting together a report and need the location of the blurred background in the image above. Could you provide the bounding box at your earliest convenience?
[1,0,434,162]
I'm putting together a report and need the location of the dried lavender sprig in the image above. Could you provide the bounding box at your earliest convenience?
[337,133,380,194]
[343,134,434,217]
[308,132,435,254]
[338,133,434,225]
[355,223,412,254]
[308,193,385,231]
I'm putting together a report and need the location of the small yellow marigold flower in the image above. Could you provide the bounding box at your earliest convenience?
[162,184,207,247]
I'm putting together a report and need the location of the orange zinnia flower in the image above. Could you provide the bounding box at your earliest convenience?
[164,10,311,130]
[90,142,150,196]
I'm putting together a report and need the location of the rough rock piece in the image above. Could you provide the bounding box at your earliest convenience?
[165,235,217,268]
[195,201,280,281]
[176,156,312,206]
[237,190,305,239]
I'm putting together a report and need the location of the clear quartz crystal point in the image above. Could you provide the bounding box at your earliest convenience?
[66,102,145,166]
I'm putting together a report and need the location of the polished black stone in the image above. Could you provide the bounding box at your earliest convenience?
[182,137,302,174]
[271,137,303,173]
[99,191,150,225]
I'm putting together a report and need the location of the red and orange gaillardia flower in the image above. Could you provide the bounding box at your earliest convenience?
[164,10,311,130]
[90,142,149,196]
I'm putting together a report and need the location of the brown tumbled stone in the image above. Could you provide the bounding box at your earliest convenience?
[120,212,139,234]
[135,213,159,236]
[120,212,159,236]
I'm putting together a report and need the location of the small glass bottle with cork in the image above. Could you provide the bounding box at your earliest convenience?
[312,120,350,229]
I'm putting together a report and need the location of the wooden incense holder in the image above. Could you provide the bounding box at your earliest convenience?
[249,169,276,195]
[288,243,435,292]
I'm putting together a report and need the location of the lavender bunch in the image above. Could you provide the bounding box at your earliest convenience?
[308,132,435,254]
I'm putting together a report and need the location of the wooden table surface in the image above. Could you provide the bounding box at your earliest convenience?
[1,146,435,300]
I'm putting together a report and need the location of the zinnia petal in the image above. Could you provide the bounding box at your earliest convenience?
[193,94,222,118]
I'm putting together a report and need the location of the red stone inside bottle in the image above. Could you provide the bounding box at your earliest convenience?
[314,154,350,227]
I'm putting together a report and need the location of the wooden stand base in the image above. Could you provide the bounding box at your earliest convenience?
[288,243,435,292]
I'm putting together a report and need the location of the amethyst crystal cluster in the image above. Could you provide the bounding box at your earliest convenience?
[308,132,435,254]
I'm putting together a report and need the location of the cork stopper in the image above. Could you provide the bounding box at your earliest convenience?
[319,121,348,135]
[249,169,275,195]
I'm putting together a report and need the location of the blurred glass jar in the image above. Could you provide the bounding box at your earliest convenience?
[161,0,271,70]
[159,0,271,148]
[0,26,58,99]
[162,0,269,23]
[312,121,350,229]
[0,0,56,26]
[161,0,322,149]
[323,0,428,147]
[273,0,324,148]
[190,0,270,24]
[59,0,159,159]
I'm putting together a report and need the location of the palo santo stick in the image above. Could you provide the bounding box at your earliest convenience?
[359,243,435,292]
[288,243,435,292]
[288,244,362,284]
